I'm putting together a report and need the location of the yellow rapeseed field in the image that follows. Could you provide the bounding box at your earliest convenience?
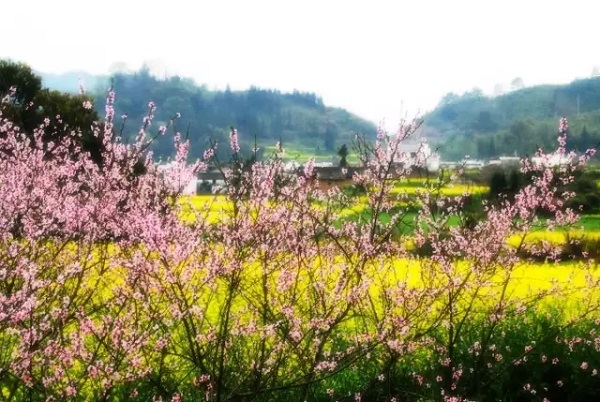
[171,193,600,321]
[390,179,489,197]
[177,194,234,224]
[507,230,600,247]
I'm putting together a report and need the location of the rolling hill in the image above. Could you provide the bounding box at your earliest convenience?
[423,77,600,160]
[40,69,377,162]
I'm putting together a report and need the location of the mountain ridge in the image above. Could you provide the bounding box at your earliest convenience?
[38,69,377,161]
[423,76,600,160]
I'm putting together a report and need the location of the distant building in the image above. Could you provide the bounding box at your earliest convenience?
[389,137,441,172]
[530,153,572,167]
[462,159,485,169]
[313,162,334,168]
[157,162,197,195]
[488,156,520,167]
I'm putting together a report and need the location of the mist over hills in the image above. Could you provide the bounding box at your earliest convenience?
[39,68,600,163]
[38,69,377,162]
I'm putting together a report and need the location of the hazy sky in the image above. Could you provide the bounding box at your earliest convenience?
[2,0,599,128]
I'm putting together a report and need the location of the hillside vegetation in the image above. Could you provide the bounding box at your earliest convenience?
[41,68,377,161]
[424,77,600,160]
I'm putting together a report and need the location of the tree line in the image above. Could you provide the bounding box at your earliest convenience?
[101,67,375,161]
[2,60,377,163]
[426,78,600,160]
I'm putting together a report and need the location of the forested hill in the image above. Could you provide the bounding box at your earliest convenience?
[40,69,377,161]
[423,77,600,161]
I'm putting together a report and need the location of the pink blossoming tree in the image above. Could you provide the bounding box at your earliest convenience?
[0,84,599,402]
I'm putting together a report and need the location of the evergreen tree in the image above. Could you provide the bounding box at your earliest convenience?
[337,143,349,167]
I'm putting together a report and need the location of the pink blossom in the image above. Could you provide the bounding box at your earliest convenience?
[229,127,240,153]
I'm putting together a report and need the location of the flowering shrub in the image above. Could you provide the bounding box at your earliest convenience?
[0,86,599,402]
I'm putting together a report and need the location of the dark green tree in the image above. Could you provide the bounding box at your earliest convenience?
[337,143,349,167]
[488,171,508,200]
[0,60,42,133]
[0,60,102,164]
[507,169,522,197]
[35,89,103,164]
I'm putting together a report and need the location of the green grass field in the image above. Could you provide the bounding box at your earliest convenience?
[262,142,361,164]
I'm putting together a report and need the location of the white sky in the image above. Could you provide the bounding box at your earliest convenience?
[2,0,599,129]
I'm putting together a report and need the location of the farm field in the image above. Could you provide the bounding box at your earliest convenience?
[263,143,362,165]
[180,194,600,243]
[163,176,600,397]
[176,191,600,310]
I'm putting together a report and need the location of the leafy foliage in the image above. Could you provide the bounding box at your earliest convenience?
[0,60,102,164]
